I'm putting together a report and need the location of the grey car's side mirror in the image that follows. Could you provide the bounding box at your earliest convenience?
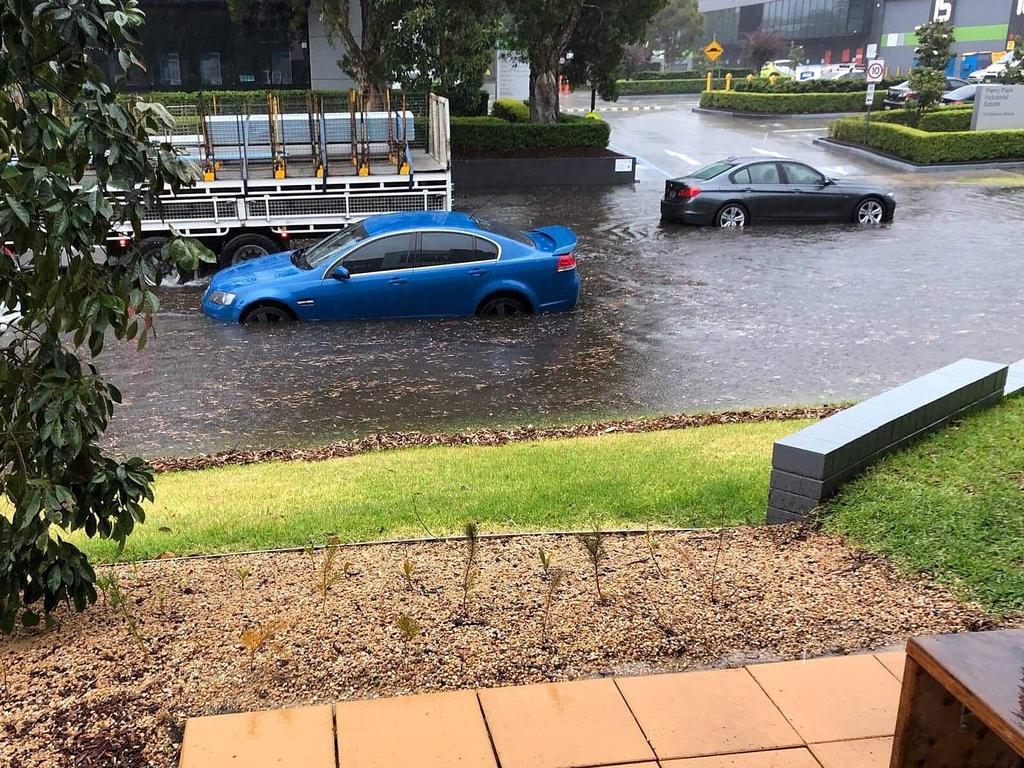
[822,177,834,186]
[331,266,350,281]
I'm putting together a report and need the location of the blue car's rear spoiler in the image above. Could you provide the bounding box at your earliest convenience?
[528,225,578,256]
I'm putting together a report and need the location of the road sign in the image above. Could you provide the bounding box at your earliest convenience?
[704,40,724,62]
[866,83,877,105]
[866,59,885,83]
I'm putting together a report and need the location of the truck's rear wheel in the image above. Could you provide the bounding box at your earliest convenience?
[137,236,194,286]
[221,233,280,268]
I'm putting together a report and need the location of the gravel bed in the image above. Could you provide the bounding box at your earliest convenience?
[0,526,1008,767]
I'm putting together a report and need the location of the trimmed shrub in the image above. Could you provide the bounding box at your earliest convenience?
[618,78,715,95]
[871,106,973,132]
[829,117,1024,164]
[734,77,905,94]
[450,114,610,155]
[491,98,530,123]
[699,89,882,114]
[632,68,753,81]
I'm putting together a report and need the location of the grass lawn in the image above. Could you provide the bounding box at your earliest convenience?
[77,418,809,562]
[826,395,1024,615]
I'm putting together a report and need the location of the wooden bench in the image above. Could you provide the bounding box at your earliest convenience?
[767,358,1008,523]
[891,629,1024,768]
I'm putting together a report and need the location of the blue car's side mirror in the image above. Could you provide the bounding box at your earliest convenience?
[331,266,350,281]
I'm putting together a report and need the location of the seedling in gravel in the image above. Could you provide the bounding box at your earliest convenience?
[541,568,564,647]
[645,523,664,578]
[460,521,480,618]
[240,620,287,672]
[96,572,147,651]
[676,529,734,605]
[235,566,252,590]
[401,557,416,590]
[538,547,554,579]
[396,613,421,641]
[577,526,608,605]
[316,537,346,611]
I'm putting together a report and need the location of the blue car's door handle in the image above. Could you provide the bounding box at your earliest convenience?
[468,268,487,276]
[388,277,407,286]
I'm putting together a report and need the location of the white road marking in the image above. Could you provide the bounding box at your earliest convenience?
[773,127,829,133]
[751,147,785,157]
[664,150,700,166]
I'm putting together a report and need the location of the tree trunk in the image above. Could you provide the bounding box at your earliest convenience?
[529,52,560,124]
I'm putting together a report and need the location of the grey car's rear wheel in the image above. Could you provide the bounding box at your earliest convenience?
[241,304,293,325]
[478,296,529,318]
[855,198,885,225]
[717,204,747,228]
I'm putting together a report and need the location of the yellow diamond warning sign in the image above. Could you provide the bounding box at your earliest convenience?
[704,40,724,62]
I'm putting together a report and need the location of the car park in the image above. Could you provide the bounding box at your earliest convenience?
[660,157,896,228]
[201,211,580,324]
[883,77,968,109]
[969,60,1008,83]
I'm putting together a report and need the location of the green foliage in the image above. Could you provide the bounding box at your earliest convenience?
[617,78,710,95]
[829,117,1024,164]
[563,0,665,103]
[700,90,881,114]
[741,27,785,69]
[906,68,948,124]
[450,115,610,155]
[1000,46,1024,85]
[460,520,479,617]
[871,106,973,132]
[0,0,213,633]
[577,524,608,604]
[631,69,753,80]
[826,396,1024,614]
[491,98,531,123]
[734,77,905,94]
[646,0,702,63]
[912,21,956,71]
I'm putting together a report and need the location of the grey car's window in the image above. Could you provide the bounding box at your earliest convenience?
[782,163,824,185]
[691,161,735,180]
[474,237,499,261]
[415,232,477,267]
[731,168,751,184]
[338,234,411,275]
[747,163,782,184]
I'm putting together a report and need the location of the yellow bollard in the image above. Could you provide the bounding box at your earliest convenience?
[706,72,712,92]
[725,73,733,91]
[769,74,778,86]
[747,74,755,81]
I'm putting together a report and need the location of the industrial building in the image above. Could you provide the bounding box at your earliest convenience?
[699,0,1024,77]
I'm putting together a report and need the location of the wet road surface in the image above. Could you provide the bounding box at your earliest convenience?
[102,104,1024,457]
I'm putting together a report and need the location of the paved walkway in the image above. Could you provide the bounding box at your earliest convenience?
[178,650,906,768]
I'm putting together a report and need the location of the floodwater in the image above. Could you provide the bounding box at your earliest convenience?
[103,180,1024,458]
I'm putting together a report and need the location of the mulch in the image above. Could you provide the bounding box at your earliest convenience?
[1,526,1011,768]
[149,404,844,474]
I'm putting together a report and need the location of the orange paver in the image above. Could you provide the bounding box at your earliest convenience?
[874,651,906,682]
[810,737,895,768]
[178,705,335,768]
[661,747,822,767]
[335,690,496,768]
[746,654,901,743]
[617,668,802,759]
[477,677,656,768]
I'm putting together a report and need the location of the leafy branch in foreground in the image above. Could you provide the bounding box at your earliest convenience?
[0,0,214,633]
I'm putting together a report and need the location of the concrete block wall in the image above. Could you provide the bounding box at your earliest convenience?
[766,358,1010,524]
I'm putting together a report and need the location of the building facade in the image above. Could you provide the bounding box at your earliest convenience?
[698,0,1022,76]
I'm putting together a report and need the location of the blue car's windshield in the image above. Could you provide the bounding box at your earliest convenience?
[301,223,369,269]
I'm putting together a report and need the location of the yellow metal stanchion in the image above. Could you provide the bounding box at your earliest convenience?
[705,72,712,92]
[725,73,733,91]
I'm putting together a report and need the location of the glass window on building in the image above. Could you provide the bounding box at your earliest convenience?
[200,52,223,87]
[159,53,181,86]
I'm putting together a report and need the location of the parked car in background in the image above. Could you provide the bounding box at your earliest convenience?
[201,211,580,324]
[660,157,896,228]
[941,84,978,105]
[883,77,969,109]
[0,302,22,348]
[969,60,1008,83]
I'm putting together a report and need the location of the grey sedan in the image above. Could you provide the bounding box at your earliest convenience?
[659,157,896,228]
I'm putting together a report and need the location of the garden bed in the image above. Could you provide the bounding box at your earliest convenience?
[700,89,882,115]
[0,526,1002,768]
[827,117,1024,164]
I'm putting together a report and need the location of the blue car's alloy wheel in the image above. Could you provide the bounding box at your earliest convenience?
[243,305,292,325]
[479,296,528,318]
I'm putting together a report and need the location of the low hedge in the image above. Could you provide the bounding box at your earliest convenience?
[491,98,530,122]
[699,89,882,114]
[829,118,1024,164]
[618,78,721,95]
[449,114,610,154]
[734,77,905,94]
[632,68,753,81]
[872,106,973,132]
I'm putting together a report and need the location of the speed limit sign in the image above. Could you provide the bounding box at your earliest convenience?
[866,59,885,83]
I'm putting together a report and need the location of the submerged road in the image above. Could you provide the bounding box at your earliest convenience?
[102,102,1024,457]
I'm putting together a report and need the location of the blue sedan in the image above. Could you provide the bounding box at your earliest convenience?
[201,212,580,323]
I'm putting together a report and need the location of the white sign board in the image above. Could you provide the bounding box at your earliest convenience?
[866,59,885,84]
[971,84,1024,131]
[866,43,878,60]
[495,50,530,101]
[866,83,876,105]
[614,157,634,173]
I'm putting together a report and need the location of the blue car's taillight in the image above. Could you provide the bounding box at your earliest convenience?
[556,253,577,272]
